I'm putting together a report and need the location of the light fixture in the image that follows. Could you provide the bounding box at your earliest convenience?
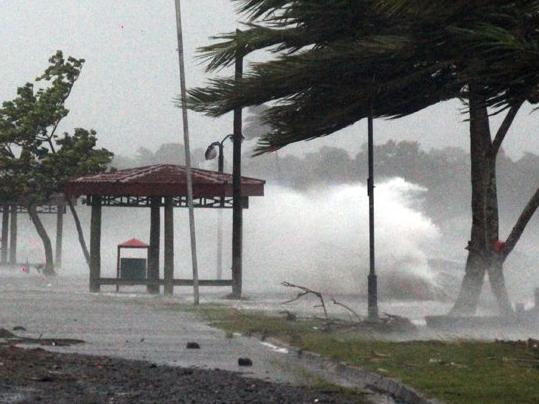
[205,142,219,161]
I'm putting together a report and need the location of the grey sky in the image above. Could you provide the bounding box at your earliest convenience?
[0,0,538,160]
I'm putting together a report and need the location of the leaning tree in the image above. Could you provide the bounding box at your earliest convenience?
[0,52,113,274]
[187,0,539,316]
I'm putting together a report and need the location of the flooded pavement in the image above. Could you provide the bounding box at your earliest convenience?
[0,273,307,384]
[1,270,536,404]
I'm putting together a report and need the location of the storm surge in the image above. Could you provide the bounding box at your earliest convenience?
[243,179,443,299]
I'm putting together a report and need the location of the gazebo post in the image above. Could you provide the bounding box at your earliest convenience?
[9,204,17,265]
[116,245,121,293]
[164,197,174,295]
[1,204,9,265]
[89,196,102,293]
[55,197,64,268]
[147,196,161,294]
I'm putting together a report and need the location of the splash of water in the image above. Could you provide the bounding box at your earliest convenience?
[16,178,445,300]
[243,179,442,298]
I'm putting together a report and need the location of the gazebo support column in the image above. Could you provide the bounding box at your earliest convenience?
[90,196,102,293]
[55,199,64,268]
[164,197,174,295]
[1,205,9,265]
[9,205,17,265]
[147,197,161,294]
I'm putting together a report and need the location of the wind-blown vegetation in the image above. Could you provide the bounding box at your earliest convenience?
[186,0,539,316]
[0,52,113,274]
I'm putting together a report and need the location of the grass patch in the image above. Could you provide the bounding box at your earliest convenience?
[189,305,539,404]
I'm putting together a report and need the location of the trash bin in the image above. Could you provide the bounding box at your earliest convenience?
[120,258,147,281]
[116,238,150,292]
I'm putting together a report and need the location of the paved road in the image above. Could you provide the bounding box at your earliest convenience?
[0,273,404,403]
[0,274,306,384]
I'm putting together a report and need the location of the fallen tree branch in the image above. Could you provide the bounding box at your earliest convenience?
[281,282,328,320]
[331,298,362,321]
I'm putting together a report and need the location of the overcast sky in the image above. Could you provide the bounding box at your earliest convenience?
[0,0,538,160]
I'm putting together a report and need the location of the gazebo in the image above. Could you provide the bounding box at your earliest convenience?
[64,164,265,295]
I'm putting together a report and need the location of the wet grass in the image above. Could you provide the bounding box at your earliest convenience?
[190,305,539,404]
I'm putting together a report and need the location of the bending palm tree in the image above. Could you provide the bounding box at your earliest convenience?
[186,0,539,316]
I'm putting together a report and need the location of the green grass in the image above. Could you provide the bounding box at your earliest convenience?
[189,305,539,404]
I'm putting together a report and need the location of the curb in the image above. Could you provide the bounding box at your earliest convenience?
[256,335,441,404]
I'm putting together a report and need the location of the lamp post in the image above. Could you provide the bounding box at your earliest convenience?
[367,109,378,321]
[205,134,233,280]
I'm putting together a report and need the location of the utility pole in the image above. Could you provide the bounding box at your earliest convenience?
[174,0,199,304]
[231,48,244,299]
[367,109,378,320]
[217,144,224,280]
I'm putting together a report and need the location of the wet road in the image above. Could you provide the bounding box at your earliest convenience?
[0,273,308,384]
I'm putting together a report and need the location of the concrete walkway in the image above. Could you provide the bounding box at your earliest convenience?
[0,274,310,384]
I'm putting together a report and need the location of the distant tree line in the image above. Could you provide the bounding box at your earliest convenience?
[245,141,539,227]
[113,139,539,228]
[112,143,206,170]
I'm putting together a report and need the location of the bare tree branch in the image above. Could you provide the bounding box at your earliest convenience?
[491,102,522,157]
[331,298,362,321]
[281,281,328,320]
[66,198,90,266]
[503,186,539,260]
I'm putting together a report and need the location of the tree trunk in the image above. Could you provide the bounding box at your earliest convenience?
[67,198,90,266]
[488,258,513,316]
[28,204,55,276]
[485,155,513,316]
[450,87,491,315]
[1,205,9,265]
[9,205,17,265]
[450,249,486,315]
[55,199,64,268]
[450,86,513,316]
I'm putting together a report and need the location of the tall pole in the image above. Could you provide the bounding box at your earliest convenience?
[231,50,244,298]
[174,0,199,304]
[367,109,378,320]
[217,144,224,280]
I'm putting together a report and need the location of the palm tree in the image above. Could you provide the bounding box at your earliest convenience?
[187,0,539,316]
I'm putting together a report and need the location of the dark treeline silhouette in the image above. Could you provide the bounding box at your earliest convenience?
[242,141,539,227]
[112,140,539,226]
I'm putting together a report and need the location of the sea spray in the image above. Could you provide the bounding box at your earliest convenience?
[17,178,447,299]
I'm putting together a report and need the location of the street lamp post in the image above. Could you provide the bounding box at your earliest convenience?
[205,134,233,280]
[367,110,378,321]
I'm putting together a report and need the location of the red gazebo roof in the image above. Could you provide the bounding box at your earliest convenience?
[118,238,149,248]
[64,164,265,198]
